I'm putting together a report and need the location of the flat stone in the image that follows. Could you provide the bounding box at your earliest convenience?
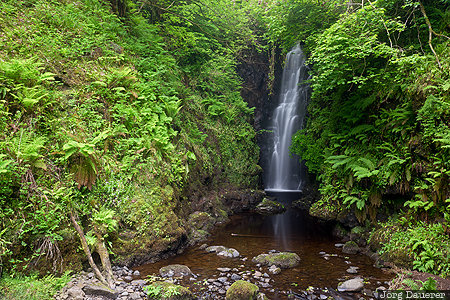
[218,267,232,272]
[132,270,140,276]
[335,243,344,248]
[337,278,364,292]
[83,283,119,299]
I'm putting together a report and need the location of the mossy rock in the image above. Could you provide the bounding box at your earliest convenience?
[226,280,259,300]
[350,226,366,235]
[145,281,195,300]
[309,201,340,221]
[252,252,300,268]
[332,223,348,239]
[188,211,215,232]
[255,198,285,215]
[342,241,360,254]
[188,229,209,244]
[159,264,193,277]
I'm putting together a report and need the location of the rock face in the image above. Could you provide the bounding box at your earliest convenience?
[226,280,259,300]
[159,264,193,277]
[337,278,364,292]
[252,252,300,268]
[145,281,196,300]
[342,241,360,254]
[255,198,286,215]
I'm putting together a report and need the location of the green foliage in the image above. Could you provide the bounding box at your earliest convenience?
[371,218,450,277]
[0,272,71,300]
[288,0,449,222]
[0,0,261,279]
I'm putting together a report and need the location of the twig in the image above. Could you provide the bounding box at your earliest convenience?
[418,1,447,68]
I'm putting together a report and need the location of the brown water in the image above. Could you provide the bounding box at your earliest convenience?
[136,199,392,299]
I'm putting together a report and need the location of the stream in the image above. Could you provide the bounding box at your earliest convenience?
[135,193,393,299]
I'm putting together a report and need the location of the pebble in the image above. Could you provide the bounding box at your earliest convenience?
[217,267,231,272]
[231,274,241,281]
[218,277,228,283]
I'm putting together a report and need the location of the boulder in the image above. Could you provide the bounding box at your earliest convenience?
[226,280,259,300]
[67,286,85,300]
[188,211,215,231]
[252,252,300,268]
[337,277,364,292]
[82,283,119,299]
[218,248,240,258]
[145,281,195,300]
[207,246,239,258]
[159,264,193,277]
[255,198,286,215]
[342,241,360,254]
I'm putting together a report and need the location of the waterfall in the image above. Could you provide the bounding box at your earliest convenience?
[266,44,310,192]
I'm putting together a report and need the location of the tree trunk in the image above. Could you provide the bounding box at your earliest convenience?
[69,212,109,287]
[94,229,114,287]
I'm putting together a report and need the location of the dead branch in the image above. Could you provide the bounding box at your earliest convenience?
[418,1,449,68]
[69,211,109,287]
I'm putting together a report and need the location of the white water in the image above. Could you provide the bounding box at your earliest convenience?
[266,44,309,191]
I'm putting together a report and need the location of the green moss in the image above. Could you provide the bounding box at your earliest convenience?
[252,252,301,268]
[145,281,195,300]
[342,241,360,254]
[226,280,259,300]
[309,199,340,220]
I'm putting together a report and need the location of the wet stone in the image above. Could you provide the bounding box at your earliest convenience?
[218,277,228,283]
[231,274,242,281]
[346,266,359,274]
[338,277,364,292]
[217,267,231,272]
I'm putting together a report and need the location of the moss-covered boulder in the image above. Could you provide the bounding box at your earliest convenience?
[145,281,195,300]
[188,211,215,232]
[342,241,360,254]
[159,264,193,277]
[226,280,259,300]
[255,198,285,215]
[252,252,300,268]
[309,200,340,221]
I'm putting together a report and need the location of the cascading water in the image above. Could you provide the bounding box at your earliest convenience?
[266,44,310,192]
